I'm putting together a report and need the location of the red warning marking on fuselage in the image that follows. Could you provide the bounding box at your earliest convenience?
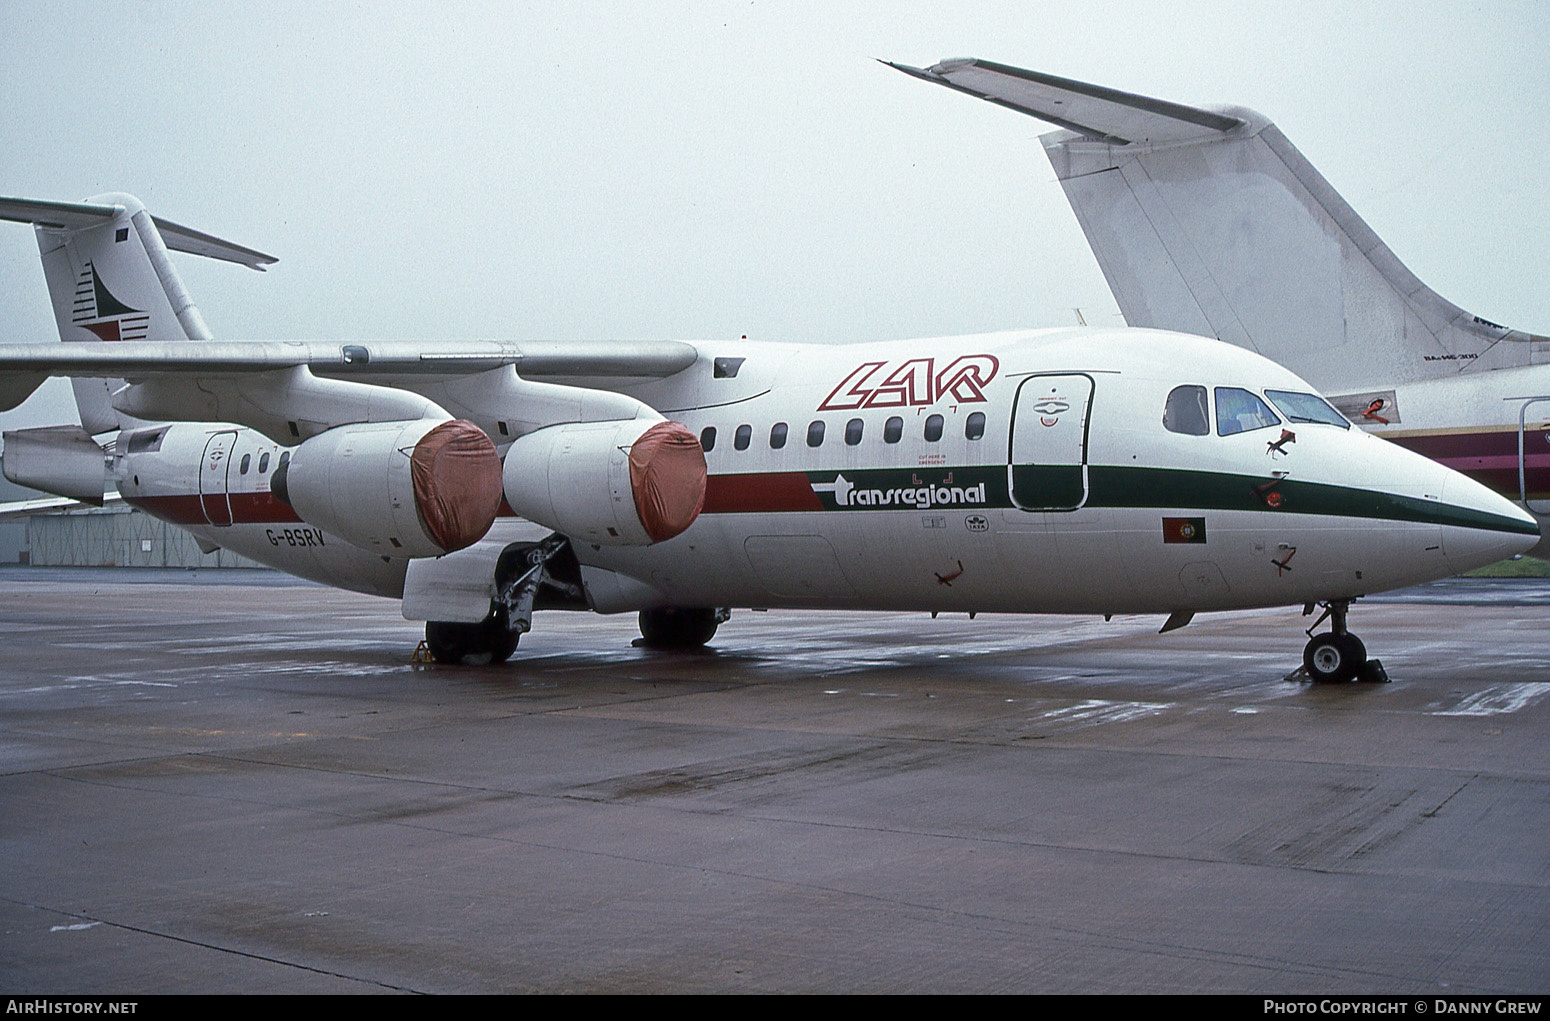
[935,560,965,586]
[1253,478,1284,508]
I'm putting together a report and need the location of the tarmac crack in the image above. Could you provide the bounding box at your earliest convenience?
[0,895,427,994]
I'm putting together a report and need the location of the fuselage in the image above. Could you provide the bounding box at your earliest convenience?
[115,328,1539,617]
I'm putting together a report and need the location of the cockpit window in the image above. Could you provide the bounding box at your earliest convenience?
[1215,387,1281,436]
[1163,385,1209,436]
[1265,390,1350,429]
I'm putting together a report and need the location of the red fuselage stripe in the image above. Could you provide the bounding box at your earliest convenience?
[130,476,821,528]
[703,472,823,513]
[128,492,303,526]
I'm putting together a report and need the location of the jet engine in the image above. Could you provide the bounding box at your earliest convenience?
[502,419,705,546]
[272,418,503,558]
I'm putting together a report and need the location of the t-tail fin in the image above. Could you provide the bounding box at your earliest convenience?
[0,193,275,432]
[889,59,1549,389]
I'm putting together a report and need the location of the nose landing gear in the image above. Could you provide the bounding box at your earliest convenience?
[1301,599,1389,683]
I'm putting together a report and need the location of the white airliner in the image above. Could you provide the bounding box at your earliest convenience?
[890,58,1550,555]
[0,173,1536,683]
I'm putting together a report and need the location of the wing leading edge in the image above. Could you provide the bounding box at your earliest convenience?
[0,339,700,381]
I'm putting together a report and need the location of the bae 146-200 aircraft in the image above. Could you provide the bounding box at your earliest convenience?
[0,83,1537,683]
[891,57,1550,557]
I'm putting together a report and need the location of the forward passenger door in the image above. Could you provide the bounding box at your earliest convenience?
[1008,373,1093,511]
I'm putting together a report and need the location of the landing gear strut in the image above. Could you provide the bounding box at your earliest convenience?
[1300,599,1387,683]
[637,607,729,649]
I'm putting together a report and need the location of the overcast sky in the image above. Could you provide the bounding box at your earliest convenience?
[1,0,1546,429]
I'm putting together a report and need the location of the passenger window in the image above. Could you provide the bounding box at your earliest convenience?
[1215,388,1281,436]
[770,422,788,449]
[278,451,290,470]
[807,421,825,447]
[845,418,863,446]
[700,426,717,452]
[884,417,903,444]
[734,424,751,450]
[239,454,251,475]
[924,414,943,442]
[965,412,985,441]
[258,452,271,473]
[1163,385,1210,436]
[1265,390,1350,429]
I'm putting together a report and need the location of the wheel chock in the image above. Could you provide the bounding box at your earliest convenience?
[1356,659,1390,683]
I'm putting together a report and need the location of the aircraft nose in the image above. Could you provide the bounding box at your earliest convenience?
[1438,469,1541,573]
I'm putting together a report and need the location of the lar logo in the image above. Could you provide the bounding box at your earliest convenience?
[964,514,989,532]
[819,355,999,411]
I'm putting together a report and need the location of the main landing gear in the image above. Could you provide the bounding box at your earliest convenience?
[637,607,730,650]
[1300,599,1389,684]
[425,606,521,667]
[424,537,587,666]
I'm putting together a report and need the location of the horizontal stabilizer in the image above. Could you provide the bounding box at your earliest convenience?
[153,215,277,271]
[0,197,123,231]
[0,195,277,270]
[1,425,107,503]
[885,58,1241,145]
[0,492,122,522]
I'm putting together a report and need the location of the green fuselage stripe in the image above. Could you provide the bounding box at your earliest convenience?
[794,463,1537,535]
[1086,465,1536,535]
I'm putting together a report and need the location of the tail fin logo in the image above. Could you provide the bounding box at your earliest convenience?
[70,261,148,341]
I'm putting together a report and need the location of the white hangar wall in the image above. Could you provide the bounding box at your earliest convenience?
[26,505,265,569]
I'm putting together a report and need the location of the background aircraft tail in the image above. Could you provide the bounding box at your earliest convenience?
[891,59,1549,391]
[0,193,275,432]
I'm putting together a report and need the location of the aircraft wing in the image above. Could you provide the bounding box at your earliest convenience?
[0,338,704,446]
[0,192,708,454]
[0,339,700,381]
[885,58,1241,145]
